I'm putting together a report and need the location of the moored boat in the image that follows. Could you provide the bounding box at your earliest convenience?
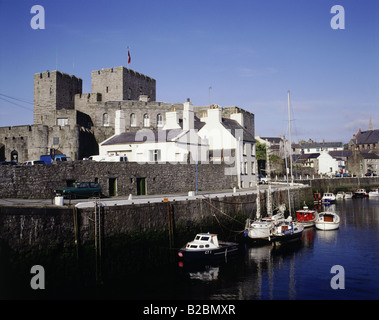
[245,212,284,241]
[368,188,379,197]
[353,188,368,198]
[296,206,318,228]
[315,212,340,230]
[269,218,304,243]
[344,192,353,199]
[178,233,239,260]
[313,192,322,204]
[322,192,336,204]
[335,191,345,200]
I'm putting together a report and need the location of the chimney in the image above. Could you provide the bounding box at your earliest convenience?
[207,105,222,124]
[230,107,244,127]
[183,98,194,131]
[115,109,125,135]
[163,107,180,130]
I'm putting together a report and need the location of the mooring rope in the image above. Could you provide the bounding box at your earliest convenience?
[202,197,246,234]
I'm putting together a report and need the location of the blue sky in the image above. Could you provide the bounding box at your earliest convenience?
[0,0,378,143]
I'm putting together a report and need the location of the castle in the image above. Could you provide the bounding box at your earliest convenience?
[0,66,255,179]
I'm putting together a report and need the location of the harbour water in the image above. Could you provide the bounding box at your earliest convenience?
[1,197,379,300]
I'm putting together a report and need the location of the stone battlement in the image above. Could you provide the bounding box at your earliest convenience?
[34,70,82,83]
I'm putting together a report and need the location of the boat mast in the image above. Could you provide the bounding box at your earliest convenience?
[287,90,293,217]
[287,90,293,185]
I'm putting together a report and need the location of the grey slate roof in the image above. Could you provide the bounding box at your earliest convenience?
[102,129,183,145]
[261,137,283,144]
[355,130,379,145]
[329,150,353,158]
[360,152,379,160]
[102,116,255,146]
[221,118,255,143]
[292,141,343,149]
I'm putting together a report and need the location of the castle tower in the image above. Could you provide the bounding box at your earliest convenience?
[33,70,82,126]
[91,66,156,102]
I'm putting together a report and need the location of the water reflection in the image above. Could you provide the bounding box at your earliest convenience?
[2,197,379,299]
[175,197,379,300]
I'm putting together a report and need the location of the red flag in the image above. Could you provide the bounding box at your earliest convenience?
[128,49,131,64]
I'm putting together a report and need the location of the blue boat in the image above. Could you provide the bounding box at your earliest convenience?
[321,192,336,204]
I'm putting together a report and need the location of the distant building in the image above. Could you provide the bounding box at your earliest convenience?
[317,151,343,177]
[346,151,379,176]
[349,129,379,152]
[255,136,285,158]
[292,139,343,155]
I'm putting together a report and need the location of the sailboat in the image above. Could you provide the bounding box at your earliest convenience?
[245,149,284,241]
[268,91,303,243]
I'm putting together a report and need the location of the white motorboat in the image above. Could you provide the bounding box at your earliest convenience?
[178,233,239,260]
[335,191,345,200]
[368,188,379,197]
[344,192,353,199]
[315,212,340,230]
[322,192,336,204]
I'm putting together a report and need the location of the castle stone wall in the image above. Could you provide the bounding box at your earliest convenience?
[33,71,82,126]
[91,67,156,102]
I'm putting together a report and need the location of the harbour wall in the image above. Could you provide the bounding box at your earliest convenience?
[0,161,237,199]
[298,177,379,193]
[0,185,313,254]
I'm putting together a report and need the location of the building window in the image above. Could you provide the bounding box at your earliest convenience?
[130,113,136,127]
[157,114,163,127]
[103,113,109,126]
[149,150,161,162]
[143,114,150,127]
[243,143,247,155]
[57,118,68,126]
[53,137,59,145]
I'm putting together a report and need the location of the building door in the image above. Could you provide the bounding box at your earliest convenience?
[109,178,117,196]
[11,150,18,162]
[137,178,146,195]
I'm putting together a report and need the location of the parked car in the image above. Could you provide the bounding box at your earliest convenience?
[258,174,268,184]
[0,161,18,165]
[335,172,349,177]
[22,160,46,165]
[54,181,102,198]
[365,172,377,176]
[54,154,72,162]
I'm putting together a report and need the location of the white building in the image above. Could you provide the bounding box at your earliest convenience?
[198,106,257,188]
[317,151,342,176]
[99,101,209,164]
[98,102,257,188]
[293,140,343,155]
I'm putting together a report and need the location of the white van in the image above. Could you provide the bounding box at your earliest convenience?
[88,155,127,162]
[23,160,46,165]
